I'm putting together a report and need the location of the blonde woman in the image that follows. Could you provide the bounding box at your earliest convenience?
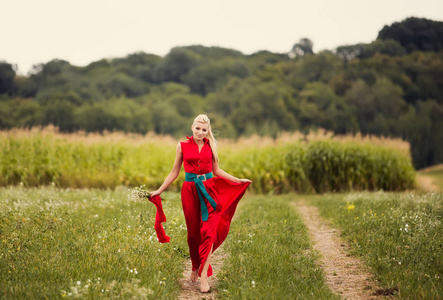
[151,114,251,293]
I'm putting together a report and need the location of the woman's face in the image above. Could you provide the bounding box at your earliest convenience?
[192,121,209,141]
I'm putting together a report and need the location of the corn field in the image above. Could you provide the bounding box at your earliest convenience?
[0,127,415,193]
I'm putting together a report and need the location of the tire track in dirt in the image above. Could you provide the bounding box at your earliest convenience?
[293,202,391,299]
[178,247,226,300]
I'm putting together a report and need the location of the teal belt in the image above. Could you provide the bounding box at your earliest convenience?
[185,172,216,221]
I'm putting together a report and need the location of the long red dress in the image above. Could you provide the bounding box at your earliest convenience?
[180,136,250,277]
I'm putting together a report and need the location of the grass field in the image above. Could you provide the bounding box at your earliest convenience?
[217,194,338,299]
[0,187,188,299]
[1,187,442,299]
[307,191,443,299]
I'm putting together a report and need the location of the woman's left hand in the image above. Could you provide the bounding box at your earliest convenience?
[237,178,252,183]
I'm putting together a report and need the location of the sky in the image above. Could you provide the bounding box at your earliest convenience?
[2,0,443,75]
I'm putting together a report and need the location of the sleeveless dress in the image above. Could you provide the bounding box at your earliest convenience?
[180,136,250,277]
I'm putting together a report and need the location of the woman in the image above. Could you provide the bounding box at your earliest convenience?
[150,114,251,293]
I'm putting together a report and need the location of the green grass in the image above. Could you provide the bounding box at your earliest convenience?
[4,187,441,299]
[0,186,188,299]
[217,194,339,300]
[307,191,443,299]
[1,187,338,299]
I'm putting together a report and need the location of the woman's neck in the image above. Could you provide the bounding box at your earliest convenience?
[194,139,204,146]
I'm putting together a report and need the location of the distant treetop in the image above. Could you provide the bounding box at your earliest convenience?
[377,17,443,53]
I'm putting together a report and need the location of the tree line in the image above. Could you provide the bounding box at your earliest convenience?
[1,17,443,169]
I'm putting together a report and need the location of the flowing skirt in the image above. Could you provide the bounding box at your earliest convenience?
[181,177,250,277]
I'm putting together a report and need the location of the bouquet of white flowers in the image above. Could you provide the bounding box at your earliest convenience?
[129,185,152,202]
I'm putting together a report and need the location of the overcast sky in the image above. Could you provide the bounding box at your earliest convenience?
[2,0,443,75]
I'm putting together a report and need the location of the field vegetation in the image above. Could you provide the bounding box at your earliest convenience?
[0,127,415,193]
[0,187,188,299]
[2,187,442,299]
[217,194,339,299]
[307,191,443,299]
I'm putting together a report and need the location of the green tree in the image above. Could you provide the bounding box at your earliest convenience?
[336,40,405,61]
[154,47,201,83]
[377,17,443,53]
[403,101,443,168]
[335,44,365,61]
[229,82,298,135]
[346,77,406,134]
[0,62,17,96]
[182,45,244,60]
[297,82,358,133]
[43,99,76,132]
[112,52,162,83]
[0,99,15,128]
[10,99,44,128]
[182,58,250,95]
[97,72,146,98]
[290,51,342,83]
[290,38,314,57]
[151,101,189,136]
[359,40,406,58]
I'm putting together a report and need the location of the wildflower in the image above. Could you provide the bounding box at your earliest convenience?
[77,281,81,285]
[347,203,355,211]
[252,280,256,288]
[129,185,152,202]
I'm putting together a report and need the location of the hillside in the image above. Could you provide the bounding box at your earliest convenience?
[1,17,443,169]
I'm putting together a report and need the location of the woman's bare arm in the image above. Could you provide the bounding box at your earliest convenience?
[212,160,252,183]
[150,143,183,196]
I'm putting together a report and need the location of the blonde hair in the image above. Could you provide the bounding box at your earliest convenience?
[193,114,219,163]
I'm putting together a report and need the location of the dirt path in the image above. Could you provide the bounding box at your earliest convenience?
[178,247,226,300]
[416,175,440,192]
[293,202,391,299]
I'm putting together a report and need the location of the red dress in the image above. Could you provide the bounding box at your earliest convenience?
[180,136,250,277]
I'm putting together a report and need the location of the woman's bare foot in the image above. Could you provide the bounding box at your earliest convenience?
[200,276,210,293]
[190,269,198,282]
[200,244,213,292]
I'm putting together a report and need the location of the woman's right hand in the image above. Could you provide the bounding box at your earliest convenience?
[150,190,161,197]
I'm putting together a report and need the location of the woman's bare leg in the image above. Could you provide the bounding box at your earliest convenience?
[190,269,198,282]
[200,244,213,292]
